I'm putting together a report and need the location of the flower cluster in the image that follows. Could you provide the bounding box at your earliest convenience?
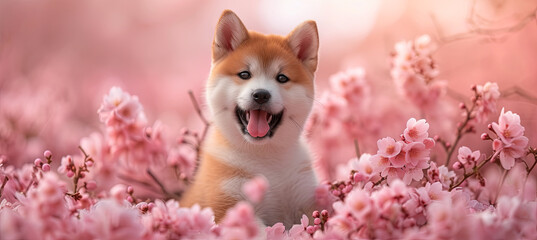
[307,68,378,180]
[390,35,445,110]
[369,118,435,185]
[474,82,501,123]
[488,108,529,170]
[1,36,537,239]
[98,86,167,171]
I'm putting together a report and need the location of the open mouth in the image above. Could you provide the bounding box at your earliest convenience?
[235,106,283,139]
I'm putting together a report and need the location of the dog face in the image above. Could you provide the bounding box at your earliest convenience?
[206,10,319,146]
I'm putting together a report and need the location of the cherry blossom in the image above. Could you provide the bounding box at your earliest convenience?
[491,108,529,169]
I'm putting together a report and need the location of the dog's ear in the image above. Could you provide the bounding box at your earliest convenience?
[287,21,319,73]
[213,10,249,62]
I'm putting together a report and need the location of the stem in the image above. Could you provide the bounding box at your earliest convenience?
[445,99,477,166]
[147,169,175,198]
[188,90,211,161]
[527,151,537,174]
[522,151,537,198]
[373,177,386,187]
[78,146,89,158]
[450,154,492,191]
[188,90,209,125]
[354,139,361,158]
[0,176,8,198]
[492,168,508,205]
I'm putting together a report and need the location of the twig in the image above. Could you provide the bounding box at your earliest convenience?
[188,90,209,126]
[432,0,537,45]
[147,169,179,198]
[450,154,492,191]
[445,97,477,166]
[501,86,537,106]
[354,139,361,158]
[0,176,8,198]
[188,90,211,154]
[373,176,386,187]
[521,149,537,198]
[492,168,508,205]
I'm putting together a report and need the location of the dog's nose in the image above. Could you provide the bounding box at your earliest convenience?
[252,89,271,104]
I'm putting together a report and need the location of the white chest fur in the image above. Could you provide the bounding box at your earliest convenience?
[212,138,318,228]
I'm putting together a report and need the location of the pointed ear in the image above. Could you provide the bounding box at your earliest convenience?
[287,21,319,72]
[212,10,249,62]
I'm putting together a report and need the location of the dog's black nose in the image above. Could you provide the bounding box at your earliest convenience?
[252,89,271,104]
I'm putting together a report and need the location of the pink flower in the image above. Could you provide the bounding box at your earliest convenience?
[79,200,144,240]
[457,146,481,165]
[265,222,286,240]
[391,35,444,110]
[377,137,403,158]
[369,154,390,175]
[491,108,529,170]
[404,142,429,166]
[167,145,196,179]
[427,162,455,189]
[98,87,143,125]
[329,67,371,109]
[242,175,269,204]
[345,188,374,220]
[220,202,259,239]
[403,118,429,143]
[402,163,428,185]
[25,172,68,218]
[475,82,500,123]
[142,200,215,239]
[381,167,405,184]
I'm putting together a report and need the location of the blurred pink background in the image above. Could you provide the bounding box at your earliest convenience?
[1,0,536,168]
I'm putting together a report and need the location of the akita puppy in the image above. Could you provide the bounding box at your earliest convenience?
[181,10,319,228]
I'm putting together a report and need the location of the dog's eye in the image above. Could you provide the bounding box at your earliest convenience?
[238,71,251,80]
[276,74,289,83]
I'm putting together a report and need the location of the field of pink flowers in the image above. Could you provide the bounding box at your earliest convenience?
[1,0,537,239]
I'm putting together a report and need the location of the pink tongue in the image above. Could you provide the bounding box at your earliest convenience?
[247,110,270,137]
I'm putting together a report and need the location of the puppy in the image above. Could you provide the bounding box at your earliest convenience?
[181,10,319,228]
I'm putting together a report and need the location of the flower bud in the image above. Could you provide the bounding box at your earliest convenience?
[41,163,51,172]
[332,189,341,196]
[67,171,75,178]
[312,210,320,218]
[127,186,134,195]
[314,218,321,225]
[86,180,97,190]
[453,162,462,170]
[480,133,490,140]
[44,150,52,159]
[459,103,466,109]
[34,158,43,167]
[306,226,315,234]
[148,202,155,211]
[471,84,477,91]
[138,202,148,212]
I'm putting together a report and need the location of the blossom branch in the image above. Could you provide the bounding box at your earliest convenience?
[444,91,478,166]
[0,176,8,198]
[66,146,94,200]
[188,90,210,143]
[432,0,537,45]
[449,154,492,191]
[146,169,180,199]
[501,86,537,106]
[526,147,537,174]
